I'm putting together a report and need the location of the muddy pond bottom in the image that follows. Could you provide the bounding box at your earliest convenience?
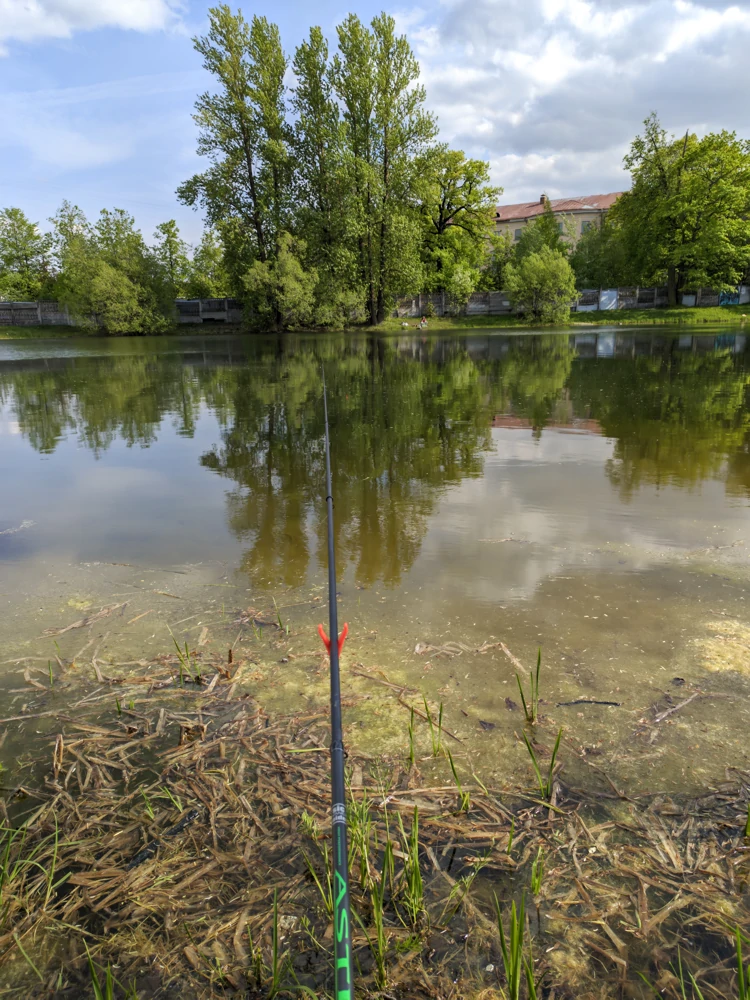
[1,330,749,799]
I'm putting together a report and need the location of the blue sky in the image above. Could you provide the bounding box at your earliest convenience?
[2,0,749,249]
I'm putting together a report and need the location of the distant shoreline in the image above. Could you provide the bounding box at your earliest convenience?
[0,304,747,339]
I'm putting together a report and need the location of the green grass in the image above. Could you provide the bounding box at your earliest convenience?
[376,303,748,333]
[3,302,746,341]
[569,303,749,326]
[0,324,92,339]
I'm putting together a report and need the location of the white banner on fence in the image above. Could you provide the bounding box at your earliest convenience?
[599,289,618,310]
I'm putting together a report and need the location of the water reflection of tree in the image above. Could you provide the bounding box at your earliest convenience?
[199,337,499,587]
[0,351,202,454]
[487,335,577,436]
[568,351,750,496]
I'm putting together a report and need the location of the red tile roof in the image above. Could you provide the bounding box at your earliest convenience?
[495,193,623,222]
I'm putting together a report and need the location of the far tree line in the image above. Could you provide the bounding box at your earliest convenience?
[1,7,749,331]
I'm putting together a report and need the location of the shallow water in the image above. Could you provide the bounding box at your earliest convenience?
[1,329,749,795]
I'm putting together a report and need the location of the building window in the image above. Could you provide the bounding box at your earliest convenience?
[581,220,594,234]
[557,222,563,232]
[514,228,522,241]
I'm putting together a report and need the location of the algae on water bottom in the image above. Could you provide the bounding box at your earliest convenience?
[0,647,748,1000]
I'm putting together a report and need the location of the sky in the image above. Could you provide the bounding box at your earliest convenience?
[1,0,750,247]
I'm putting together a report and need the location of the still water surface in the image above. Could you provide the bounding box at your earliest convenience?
[1,330,749,795]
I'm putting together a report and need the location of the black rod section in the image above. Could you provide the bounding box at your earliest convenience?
[322,368,354,1000]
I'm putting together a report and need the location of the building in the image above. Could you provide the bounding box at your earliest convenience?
[494,192,623,245]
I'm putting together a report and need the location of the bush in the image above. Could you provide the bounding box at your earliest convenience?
[243,233,317,330]
[505,246,578,325]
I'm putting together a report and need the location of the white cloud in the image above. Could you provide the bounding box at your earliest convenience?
[0,72,200,170]
[407,0,750,202]
[0,0,181,52]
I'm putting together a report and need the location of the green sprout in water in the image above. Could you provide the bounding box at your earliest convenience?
[516,648,542,724]
[522,727,563,801]
[446,749,470,812]
[140,788,154,820]
[530,846,544,896]
[494,892,537,1000]
[423,696,443,757]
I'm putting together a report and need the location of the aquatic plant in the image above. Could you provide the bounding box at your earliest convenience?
[738,927,748,1000]
[300,844,333,918]
[494,892,537,1000]
[423,696,444,757]
[530,847,544,896]
[85,944,115,1000]
[347,787,373,888]
[446,749,470,812]
[522,727,562,800]
[516,648,541,723]
[408,706,416,766]
[397,807,424,929]
[168,626,200,684]
[356,842,392,990]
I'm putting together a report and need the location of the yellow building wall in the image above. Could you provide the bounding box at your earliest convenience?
[495,210,604,246]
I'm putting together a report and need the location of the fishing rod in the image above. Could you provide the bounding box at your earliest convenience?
[317,368,354,1000]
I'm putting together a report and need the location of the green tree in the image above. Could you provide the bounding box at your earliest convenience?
[153,220,191,296]
[291,26,361,320]
[50,203,172,333]
[505,246,577,324]
[515,198,571,261]
[243,232,317,329]
[569,218,627,288]
[478,230,515,291]
[611,113,750,305]
[418,147,500,301]
[332,14,436,323]
[0,207,53,300]
[177,6,292,266]
[185,229,230,298]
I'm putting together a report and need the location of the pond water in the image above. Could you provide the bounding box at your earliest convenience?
[1,329,749,797]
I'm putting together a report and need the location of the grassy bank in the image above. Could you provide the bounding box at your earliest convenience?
[0,303,747,340]
[0,324,93,339]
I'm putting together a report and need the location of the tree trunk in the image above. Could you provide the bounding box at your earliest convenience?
[667,265,677,307]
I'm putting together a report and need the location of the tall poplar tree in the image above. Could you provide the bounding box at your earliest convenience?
[177,6,291,266]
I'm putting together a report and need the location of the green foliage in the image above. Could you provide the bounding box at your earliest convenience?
[50,202,172,334]
[569,218,628,289]
[610,113,750,304]
[478,230,516,291]
[243,232,317,329]
[184,229,230,298]
[505,246,578,324]
[515,200,571,261]
[153,220,191,296]
[0,207,53,300]
[177,6,291,267]
[418,147,500,299]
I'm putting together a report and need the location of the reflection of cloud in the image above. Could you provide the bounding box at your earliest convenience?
[415,428,743,602]
[0,0,182,53]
